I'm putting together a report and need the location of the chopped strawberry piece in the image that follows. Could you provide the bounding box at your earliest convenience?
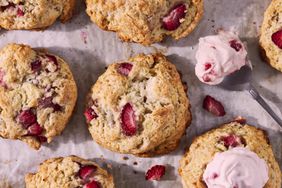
[220,134,243,148]
[211,173,218,179]
[78,165,97,180]
[84,107,98,123]
[162,4,187,31]
[229,40,242,52]
[46,54,58,65]
[145,165,166,181]
[27,123,43,136]
[234,116,246,124]
[31,60,42,73]
[204,63,212,71]
[17,109,37,128]
[45,54,59,71]
[84,180,100,188]
[121,103,137,136]
[39,97,62,112]
[117,63,133,76]
[202,75,211,82]
[271,29,282,49]
[17,7,24,16]
[37,136,47,143]
[203,95,225,116]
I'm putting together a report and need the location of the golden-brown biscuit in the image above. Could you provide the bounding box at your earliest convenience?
[84,53,191,157]
[25,156,115,188]
[0,43,77,149]
[86,0,203,45]
[179,122,281,188]
[260,0,282,72]
[0,0,75,30]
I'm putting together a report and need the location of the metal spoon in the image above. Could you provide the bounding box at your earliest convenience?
[220,63,282,127]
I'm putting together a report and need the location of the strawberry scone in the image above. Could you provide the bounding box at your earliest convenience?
[179,122,281,188]
[25,156,114,188]
[84,53,191,157]
[0,44,77,149]
[260,0,282,72]
[86,0,203,45]
[0,0,75,30]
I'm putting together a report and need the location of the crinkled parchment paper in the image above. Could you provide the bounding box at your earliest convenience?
[0,0,281,187]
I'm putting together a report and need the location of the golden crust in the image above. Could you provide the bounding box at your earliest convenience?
[86,0,203,45]
[0,43,77,149]
[25,156,115,188]
[179,122,282,188]
[259,0,282,72]
[86,53,191,157]
[0,0,75,30]
[60,0,76,23]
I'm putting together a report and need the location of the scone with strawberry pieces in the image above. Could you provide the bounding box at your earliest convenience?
[179,122,281,188]
[0,43,77,149]
[86,0,203,45]
[260,0,282,72]
[84,53,191,157]
[0,0,75,30]
[25,156,114,188]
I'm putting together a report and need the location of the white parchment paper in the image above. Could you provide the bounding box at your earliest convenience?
[0,0,281,187]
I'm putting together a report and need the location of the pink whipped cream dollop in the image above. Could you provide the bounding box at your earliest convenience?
[203,147,269,188]
[195,31,248,85]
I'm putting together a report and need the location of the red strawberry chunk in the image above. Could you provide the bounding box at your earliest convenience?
[39,97,62,112]
[271,29,282,49]
[46,54,58,65]
[17,7,24,16]
[203,95,225,116]
[202,75,211,82]
[234,116,246,124]
[45,54,59,71]
[17,109,37,128]
[117,63,133,76]
[78,165,97,180]
[31,60,42,73]
[145,165,166,181]
[27,123,43,136]
[84,180,100,188]
[220,134,243,148]
[84,107,98,122]
[121,103,137,136]
[204,63,212,71]
[211,173,218,179]
[229,40,242,52]
[162,4,187,31]
[37,135,47,143]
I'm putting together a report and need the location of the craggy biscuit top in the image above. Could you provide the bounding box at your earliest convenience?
[0,0,75,30]
[0,43,77,149]
[25,156,115,188]
[260,0,282,72]
[85,53,191,157]
[179,122,281,188]
[86,0,203,45]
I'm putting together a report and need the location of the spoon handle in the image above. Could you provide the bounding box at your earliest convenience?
[249,86,282,127]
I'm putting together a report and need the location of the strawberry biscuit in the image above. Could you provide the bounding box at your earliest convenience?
[86,0,203,45]
[0,0,75,30]
[179,122,281,188]
[260,0,282,72]
[0,44,77,149]
[25,156,114,188]
[84,53,191,157]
